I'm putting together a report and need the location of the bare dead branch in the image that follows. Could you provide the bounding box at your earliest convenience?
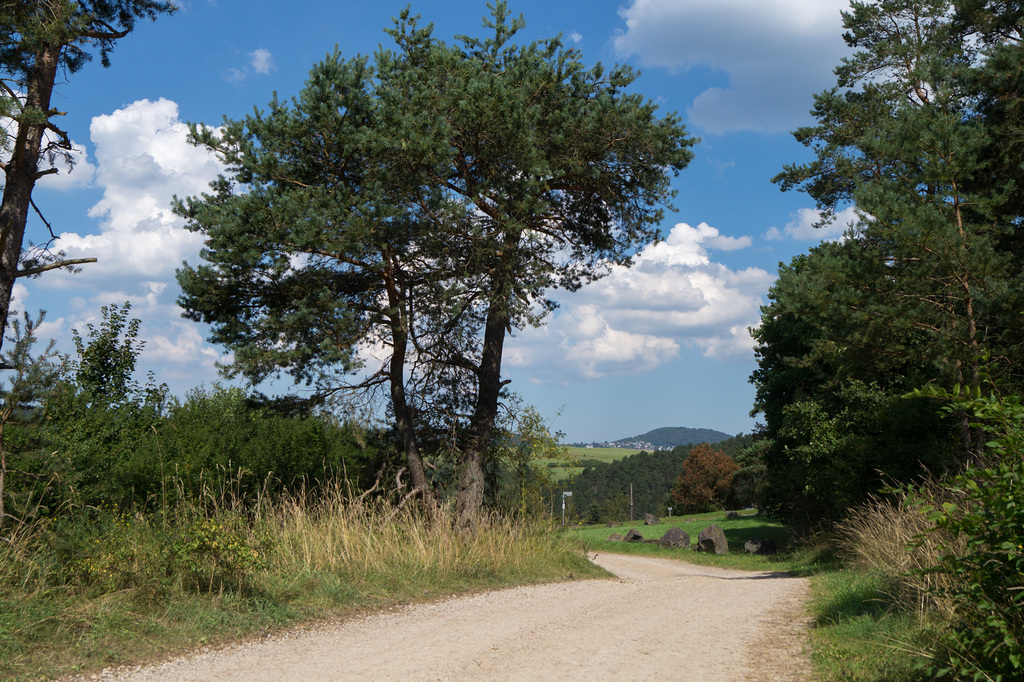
[355,466,385,504]
[17,257,97,278]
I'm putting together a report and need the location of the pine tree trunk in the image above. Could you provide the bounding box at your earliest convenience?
[0,44,61,351]
[385,271,430,498]
[455,297,508,534]
[0,441,6,532]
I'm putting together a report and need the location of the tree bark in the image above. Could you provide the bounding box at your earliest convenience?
[384,267,430,499]
[455,293,509,534]
[0,43,61,351]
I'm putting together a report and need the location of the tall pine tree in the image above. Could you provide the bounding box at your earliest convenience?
[754,0,1024,521]
[176,4,694,531]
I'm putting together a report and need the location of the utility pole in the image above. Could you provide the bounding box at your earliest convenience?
[630,483,634,522]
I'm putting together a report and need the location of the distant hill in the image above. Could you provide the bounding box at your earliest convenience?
[614,426,732,448]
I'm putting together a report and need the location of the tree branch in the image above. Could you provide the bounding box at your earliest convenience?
[17,258,97,278]
[30,167,60,181]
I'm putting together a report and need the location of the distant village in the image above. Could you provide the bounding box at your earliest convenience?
[570,440,673,451]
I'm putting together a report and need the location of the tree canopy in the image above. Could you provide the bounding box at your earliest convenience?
[752,0,1024,523]
[175,3,695,530]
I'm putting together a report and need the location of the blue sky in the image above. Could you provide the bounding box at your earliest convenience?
[14,0,856,443]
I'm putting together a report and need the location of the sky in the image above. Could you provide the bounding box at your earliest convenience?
[11,0,857,443]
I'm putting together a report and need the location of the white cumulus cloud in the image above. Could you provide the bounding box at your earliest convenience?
[508,221,772,383]
[44,98,221,284]
[764,205,859,241]
[28,98,230,392]
[614,0,850,134]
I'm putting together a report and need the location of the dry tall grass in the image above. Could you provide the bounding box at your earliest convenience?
[0,480,595,679]
[265,482,579,588]
[835,485,965,616]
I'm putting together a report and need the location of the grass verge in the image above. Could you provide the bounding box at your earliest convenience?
[0,490,602,681]
[807,568,937,681]
[570,510,937,680]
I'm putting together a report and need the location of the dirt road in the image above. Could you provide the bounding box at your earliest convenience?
[84,554,813,681]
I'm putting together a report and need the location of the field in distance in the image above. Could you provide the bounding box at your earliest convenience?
[538,447,642,480]
[565,446,641,463]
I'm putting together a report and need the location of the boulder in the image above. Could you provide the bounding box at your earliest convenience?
[623,528,644,542]
[644,513,660,526]
[607,533,623,542]
[726,510,740,519]
[696,524,729,554]
[606,522,623,528]
[744,537,778,555]
[657,526,691,549]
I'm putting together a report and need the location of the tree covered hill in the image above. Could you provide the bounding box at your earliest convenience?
[612,426,732,448]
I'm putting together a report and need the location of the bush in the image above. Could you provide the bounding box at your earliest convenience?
[670,443,739,514]
[907,386,1024,680]
[158,385,371,503]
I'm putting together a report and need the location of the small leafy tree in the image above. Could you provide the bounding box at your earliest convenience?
[46,302,168,507]
[491,402,573,518]
[670,444,739,514]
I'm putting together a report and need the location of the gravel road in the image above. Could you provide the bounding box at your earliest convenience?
[76,553,813,681]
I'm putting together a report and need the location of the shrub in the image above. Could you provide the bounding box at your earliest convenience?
[670,443,739,513]
[906,385,1024,680]
[158,385,371,503]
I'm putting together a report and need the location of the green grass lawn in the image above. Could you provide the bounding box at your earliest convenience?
[570,509,800,572]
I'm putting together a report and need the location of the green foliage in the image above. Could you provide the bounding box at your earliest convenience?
[670,443,739,514]
[905,384,1024,680]
[0,311,63,531]
[752,0,1024,525]
[489,402,575,518]
[0,1,176,76]
[41,304,372,511]
[731,437,769,509]
[571,445,686,523]
[71,302,146,405]
[174,2,694,524]
[567,434,753,524]
[159,384,371,502]
[751,252,957,524]
[44,303,168,508]
[165,511,272,594]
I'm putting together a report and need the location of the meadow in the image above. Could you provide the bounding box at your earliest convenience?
[539,446,641,481]
[564,446,642,462]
